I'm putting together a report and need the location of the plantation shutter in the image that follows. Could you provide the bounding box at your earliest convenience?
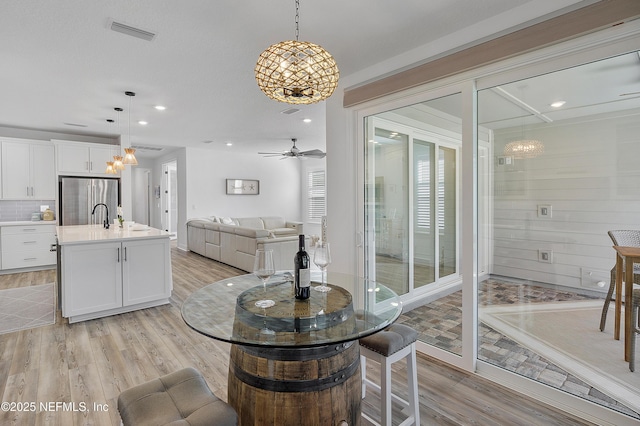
[308,170,326,222]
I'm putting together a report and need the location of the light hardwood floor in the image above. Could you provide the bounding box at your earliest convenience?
[0,247,594,425]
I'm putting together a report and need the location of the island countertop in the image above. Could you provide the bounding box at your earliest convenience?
[56,224,170,245]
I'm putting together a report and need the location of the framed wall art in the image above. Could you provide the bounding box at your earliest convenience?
[226,179,260,195]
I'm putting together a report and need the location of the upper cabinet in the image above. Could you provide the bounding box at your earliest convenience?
[54,140,115,176]
[1,139,55,200]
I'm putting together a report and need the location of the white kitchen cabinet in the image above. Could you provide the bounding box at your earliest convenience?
[59,230,172,323]
[1,139,55,200]
[60,241,123,317]
[0,224,57,270]
[54,140,116,175]
[122,238,172,306]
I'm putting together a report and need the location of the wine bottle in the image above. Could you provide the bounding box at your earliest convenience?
[294,234,310,300]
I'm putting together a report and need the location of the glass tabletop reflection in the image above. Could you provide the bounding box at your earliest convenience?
[181,272,402,348]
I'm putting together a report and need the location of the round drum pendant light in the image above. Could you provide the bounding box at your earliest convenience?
[255,0,339,104]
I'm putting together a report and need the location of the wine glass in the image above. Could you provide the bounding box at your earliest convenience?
[313,242,332,292]
[254,249,275,309]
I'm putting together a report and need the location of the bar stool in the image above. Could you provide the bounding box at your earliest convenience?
[359,324,420,426]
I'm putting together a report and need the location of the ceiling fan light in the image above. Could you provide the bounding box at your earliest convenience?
[123,148,138,165]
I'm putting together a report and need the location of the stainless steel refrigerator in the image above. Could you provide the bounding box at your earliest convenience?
[59,176,120,226]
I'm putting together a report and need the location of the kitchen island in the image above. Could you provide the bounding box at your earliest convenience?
[57,224,172,323]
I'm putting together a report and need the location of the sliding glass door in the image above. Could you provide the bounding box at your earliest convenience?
[363,93,466,356]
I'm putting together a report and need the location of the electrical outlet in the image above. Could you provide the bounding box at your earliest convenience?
[538,250,553,263]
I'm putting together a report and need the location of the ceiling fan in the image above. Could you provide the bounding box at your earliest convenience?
[259,138,326,159]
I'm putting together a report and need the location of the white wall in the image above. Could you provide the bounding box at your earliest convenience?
[131,164,151,225]
[184,147,302,230]
[326,94,357,275]
[492,109,640,291]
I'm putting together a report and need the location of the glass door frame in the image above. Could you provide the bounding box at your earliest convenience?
[364,116,462,300]
[356,81,478,372]
[351,20,640,423]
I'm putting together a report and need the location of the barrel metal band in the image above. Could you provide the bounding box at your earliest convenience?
[239,341,354,361]
[231,355,360,393]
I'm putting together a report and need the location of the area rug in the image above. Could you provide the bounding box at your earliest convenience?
[480,300,640,414]
[0,283,55,335]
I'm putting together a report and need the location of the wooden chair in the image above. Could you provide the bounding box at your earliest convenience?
[630,289,640,372]
[600,230,640,332]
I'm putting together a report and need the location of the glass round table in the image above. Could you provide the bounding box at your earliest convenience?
[182,272,402,426]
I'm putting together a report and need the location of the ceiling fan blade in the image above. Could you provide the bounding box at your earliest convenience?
[299,149,326,158]
[258,151,285,155]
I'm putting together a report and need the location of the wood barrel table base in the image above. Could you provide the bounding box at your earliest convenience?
[228,342,361,425]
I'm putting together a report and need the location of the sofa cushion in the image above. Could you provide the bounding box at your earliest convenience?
[235,227,269,238]
[270,227,298,237]
[236,217,264,229]
[187,220,207,229]
[220,217,237,225]
[261,216,286,230]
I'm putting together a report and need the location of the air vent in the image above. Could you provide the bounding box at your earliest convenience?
[132,145,164,151]
[280,108,300,115]
[109,19,156,41]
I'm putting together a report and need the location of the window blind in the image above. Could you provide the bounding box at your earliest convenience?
[308,170,326,222]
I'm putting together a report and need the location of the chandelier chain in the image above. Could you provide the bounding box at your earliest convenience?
[295,0,299,41]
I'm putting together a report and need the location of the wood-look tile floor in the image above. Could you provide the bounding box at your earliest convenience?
[0,248,594,425]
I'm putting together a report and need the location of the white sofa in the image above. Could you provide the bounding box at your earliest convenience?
[186,216,303,272]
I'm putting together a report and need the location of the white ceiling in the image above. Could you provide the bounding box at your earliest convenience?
[0,0,594,158]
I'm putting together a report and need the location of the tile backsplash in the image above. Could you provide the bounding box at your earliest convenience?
[0,200,56,221]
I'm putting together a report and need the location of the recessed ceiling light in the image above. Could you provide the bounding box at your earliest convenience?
[303,118,312,123]
[550,101,566,108]
[226,142,233,146]
[138,121,148,125]
[154,105,166,111]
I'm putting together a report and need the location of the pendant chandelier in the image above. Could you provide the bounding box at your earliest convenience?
[504,139,544,159]
[255,0,339,104]
[503,85,544,159]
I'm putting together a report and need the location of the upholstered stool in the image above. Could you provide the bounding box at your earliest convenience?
[117,367,238,426]
[359,324,420,426]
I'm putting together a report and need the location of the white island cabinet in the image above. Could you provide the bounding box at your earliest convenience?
[57,225,172,323]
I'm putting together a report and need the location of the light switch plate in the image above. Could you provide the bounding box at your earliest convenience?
[537,204,552,218]
[538,250,553,263]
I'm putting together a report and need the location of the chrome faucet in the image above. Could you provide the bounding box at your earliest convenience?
[91,203,110,229]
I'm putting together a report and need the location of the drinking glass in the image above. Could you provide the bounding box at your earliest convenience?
[254,249,275,308]
[313,242,332,292]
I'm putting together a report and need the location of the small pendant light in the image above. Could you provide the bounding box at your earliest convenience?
[105,118,118,174]
[122,91,138,165]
